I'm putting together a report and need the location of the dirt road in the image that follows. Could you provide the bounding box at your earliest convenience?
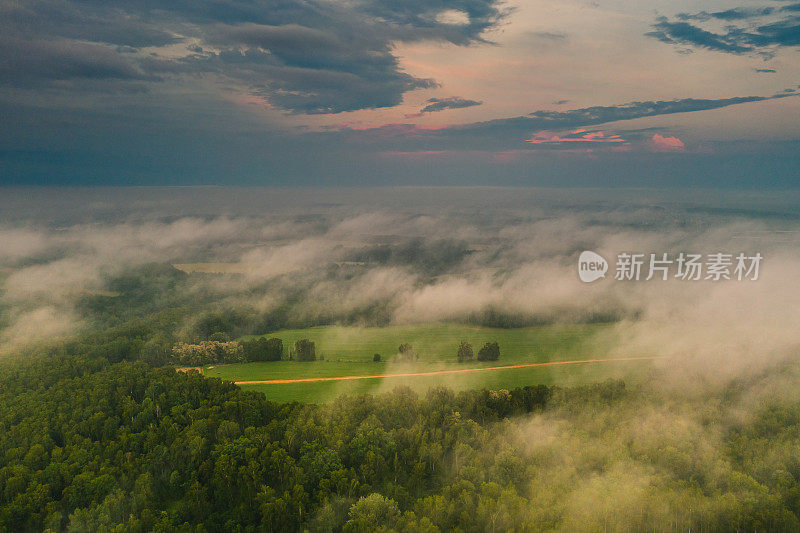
[233,356,661,385]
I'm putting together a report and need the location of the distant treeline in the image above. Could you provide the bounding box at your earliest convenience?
[466,306,628,328]
[75,263,628,360]
[171,338,318,366]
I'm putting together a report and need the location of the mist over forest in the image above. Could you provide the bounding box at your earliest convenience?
[2,187,800,531]
[3,187,800,370]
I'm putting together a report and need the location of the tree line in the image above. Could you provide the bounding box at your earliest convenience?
[170,338,324,365]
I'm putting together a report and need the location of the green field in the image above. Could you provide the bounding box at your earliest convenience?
[203,323,651,402]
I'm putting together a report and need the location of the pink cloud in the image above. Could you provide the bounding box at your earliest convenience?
[650,133,685,152]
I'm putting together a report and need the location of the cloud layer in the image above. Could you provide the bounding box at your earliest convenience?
[0,0,505,113]
[648,3,800,57]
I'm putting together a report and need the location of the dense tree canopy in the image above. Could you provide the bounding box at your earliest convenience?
[1,351,800,532]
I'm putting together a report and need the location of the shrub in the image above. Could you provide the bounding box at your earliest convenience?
[396,343,415,362]
[294,339,316,362]
[477,341,500,361]
[457,341,473,362]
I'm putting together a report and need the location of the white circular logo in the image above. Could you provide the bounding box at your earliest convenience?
[578,251,608,282]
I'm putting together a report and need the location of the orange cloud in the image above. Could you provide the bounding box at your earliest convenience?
[650,133,685,152]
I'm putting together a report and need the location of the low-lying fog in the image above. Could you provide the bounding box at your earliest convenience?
[2,187,800,386]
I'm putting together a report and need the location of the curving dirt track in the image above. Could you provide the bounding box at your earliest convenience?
[233,356,661,385]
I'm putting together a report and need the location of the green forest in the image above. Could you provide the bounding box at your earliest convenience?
[2,264,800,531]
[3,348,800,531]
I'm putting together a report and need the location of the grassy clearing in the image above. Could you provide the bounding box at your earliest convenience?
[238,323,613,364]
[203,323,648,403]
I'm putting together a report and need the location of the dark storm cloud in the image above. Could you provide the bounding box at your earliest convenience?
[189,22,443,113]
[647,21,753,54]
[648,4,800,56]
[0,0,180,48]
[518,96,778,126]
[0,36,158,86]
[420,97,483,114]
[0,0,504,113]
[414,95,787,149]
[676,8,776,21]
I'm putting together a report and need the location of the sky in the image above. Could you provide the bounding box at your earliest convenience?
[1,0,799,186]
